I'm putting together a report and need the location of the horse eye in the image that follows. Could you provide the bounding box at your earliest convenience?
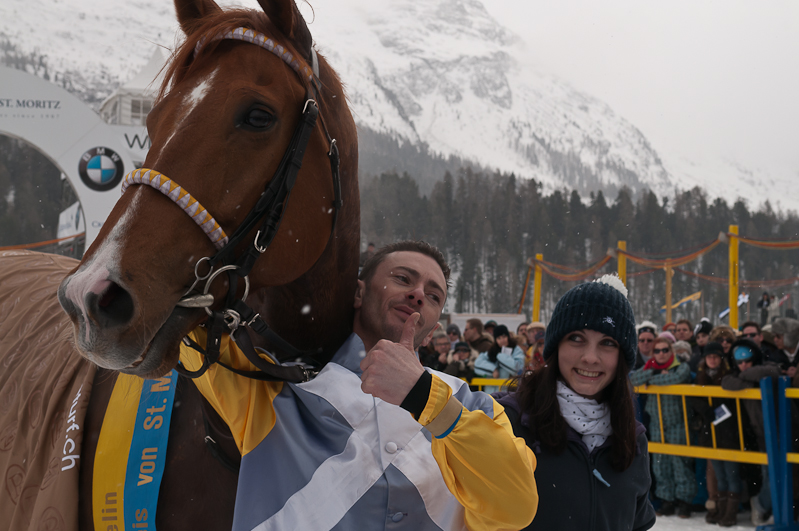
[243,108,273,129]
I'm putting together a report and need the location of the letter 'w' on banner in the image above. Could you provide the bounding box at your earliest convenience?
[92,371,178,531]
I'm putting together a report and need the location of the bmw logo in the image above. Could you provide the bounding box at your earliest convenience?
[78,147,124,191]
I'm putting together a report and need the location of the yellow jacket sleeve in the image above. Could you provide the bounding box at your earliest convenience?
[179,328,282,456]
[420,375,538,531]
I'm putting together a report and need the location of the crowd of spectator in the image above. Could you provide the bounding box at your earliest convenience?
[419,311,799,527]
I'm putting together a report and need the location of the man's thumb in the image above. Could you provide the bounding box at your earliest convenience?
[401,313,420,349]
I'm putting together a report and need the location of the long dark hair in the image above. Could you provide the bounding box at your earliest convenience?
[487,335,517,363]
[515,352,637,471]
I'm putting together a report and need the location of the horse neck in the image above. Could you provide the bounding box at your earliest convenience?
[254,60,360,362]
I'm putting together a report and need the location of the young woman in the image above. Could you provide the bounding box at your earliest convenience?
[630,336,695,518]
[495,275,655,530]
[475,325,525,392]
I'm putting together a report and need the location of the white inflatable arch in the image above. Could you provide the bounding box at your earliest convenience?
[0,66,149,247]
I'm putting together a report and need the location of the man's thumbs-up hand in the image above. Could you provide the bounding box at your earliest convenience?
[360,313,426,405]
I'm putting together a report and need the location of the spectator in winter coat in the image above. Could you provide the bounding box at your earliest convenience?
[445,323,462,349]
[474,325,525,393]
[495,274,656,531]
[721,339,780,526]
[441,341,476,380]
[634,321,658,369]
[419,330,449,371]
[630,336,696,518]
[464,318,494,355]
[690,342,741,526]
[770,317,799,378]
[710,326,737,366]
[525,322,546,372]
[695,318,713,348]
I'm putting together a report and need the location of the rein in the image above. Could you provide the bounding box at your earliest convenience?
[121,27,342,384]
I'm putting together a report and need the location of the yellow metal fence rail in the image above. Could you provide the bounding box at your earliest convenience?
[469,378,782,466]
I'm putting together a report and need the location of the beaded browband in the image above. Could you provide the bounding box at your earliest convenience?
[121,169,228,249]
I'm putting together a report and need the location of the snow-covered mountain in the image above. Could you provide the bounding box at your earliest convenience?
[1,0,795,209]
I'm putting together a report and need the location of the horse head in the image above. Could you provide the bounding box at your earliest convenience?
[58,0,359,378]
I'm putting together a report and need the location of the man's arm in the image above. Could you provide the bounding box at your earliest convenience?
[417,374,538,531]
[360,315,537,530]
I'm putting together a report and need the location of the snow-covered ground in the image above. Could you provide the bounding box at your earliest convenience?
[653,510,759,530]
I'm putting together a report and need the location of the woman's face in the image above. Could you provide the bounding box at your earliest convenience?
[558,329,619,400]
[496,335,509,348]
[696,332,709,347]
[653,341,672,365]
[705,353,721,369]
[720,336,733,353]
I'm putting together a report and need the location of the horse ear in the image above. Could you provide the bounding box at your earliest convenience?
[175,0,223,35]
[257,0,313,59]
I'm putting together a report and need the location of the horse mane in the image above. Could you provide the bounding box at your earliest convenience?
[158,9,314,103]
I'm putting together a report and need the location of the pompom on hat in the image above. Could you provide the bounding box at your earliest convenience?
[543,273,637,368]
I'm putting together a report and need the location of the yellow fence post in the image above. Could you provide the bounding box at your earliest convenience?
[729,225,739,329]
[617,241,627,286]
[533,254,543,322]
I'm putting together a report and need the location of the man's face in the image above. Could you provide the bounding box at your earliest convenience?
[433,336,450,355]
[638,331,655,355]
[675,323,693,341]
[774,333,785,350]
[742,326,762,346]
[463,324,479,342]
[353,251,447,350]
[518,324,528,338]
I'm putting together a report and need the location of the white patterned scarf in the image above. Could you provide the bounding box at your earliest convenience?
[556,380,613,452]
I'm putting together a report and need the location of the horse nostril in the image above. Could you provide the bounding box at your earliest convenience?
[87,282,134,328]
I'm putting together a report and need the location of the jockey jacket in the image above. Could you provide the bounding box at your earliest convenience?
[180,331,538,531]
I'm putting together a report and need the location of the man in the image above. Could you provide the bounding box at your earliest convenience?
[634,321,658,369]
[181,241,537,530]
[484,320,497,337]
[769,318,799,377]
[464,318,494,354]
[445,323,461,349]
[419,329,450,371]
[675,320,694,343]
[516,322,529,349]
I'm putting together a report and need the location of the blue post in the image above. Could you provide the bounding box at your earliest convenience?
[758,376,799,531]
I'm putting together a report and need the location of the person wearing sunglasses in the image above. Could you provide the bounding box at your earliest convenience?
[721,339,780,526]
[634,321,658,370]
[631,337,695,518]
[709,326,736,365]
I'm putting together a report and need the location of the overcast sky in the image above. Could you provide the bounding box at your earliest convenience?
[481,0,799,178]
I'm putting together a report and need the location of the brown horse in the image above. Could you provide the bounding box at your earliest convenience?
[0,0,359,528]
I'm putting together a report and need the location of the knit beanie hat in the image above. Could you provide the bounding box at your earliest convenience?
[543,274,637,368]
[730,338,763,365]
[493,324,509,339]
[694,318,713,336]
[703,342,724,358]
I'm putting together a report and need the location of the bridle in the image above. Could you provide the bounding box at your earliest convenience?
[120,27,342,383]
